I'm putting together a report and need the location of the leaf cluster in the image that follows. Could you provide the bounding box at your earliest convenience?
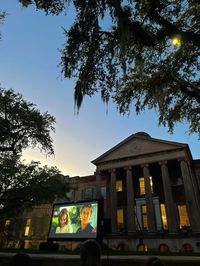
[0,88,69,220]
[0,156,69,221]
[19,0,70,15]
[0,10,6,40]
[19,0,200,136]
[0,88,55,156]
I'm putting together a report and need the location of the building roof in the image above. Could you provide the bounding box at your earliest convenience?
[92,132,193,166]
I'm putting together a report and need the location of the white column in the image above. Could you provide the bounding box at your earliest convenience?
[159,161,179,233]
[141,164,156,232]
[110,169,118,233]
[179,158,200,231]
[125,166,136,233]
[95,170,101,198]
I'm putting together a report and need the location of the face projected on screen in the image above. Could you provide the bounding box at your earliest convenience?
[55,208,73,234]
[80,205,92,227]
[60,213,67,227]
[76,204,96,236]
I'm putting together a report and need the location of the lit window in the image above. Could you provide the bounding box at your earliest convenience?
[139,176,153,195]
[137,243,148,252]
[139,177,145,195]
[24,218,31,236]
[5,220,10,227]
[4,219,11,233]
[160,204,168,229]
[141,205,148,229]
[117,208,124,230]
[116,180,122,192]
[150,176,153,192]
[159,243,170,253]
[178,205,190,227]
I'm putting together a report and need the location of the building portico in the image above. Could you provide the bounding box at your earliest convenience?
[93,132,200,243]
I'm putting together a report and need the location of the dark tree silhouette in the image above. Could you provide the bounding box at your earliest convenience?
[0,157,69,219]
[16,1,200,135]
[0,88,55,156]
[0,88,69,219]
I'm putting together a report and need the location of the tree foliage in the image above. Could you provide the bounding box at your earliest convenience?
[0,88,69,219]
[19,0,200,136]
[0,88,55,156]
[0,156,69,220]
[0,10,6,40]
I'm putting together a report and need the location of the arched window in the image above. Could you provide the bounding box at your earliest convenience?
[116,242,129,251]
[159,243,170,253]
[182,243,193,253]
[137,243,148,252]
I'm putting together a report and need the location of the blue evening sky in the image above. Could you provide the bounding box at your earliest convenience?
[0,1,199,176]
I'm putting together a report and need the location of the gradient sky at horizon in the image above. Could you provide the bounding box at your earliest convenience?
[0,1,199,177]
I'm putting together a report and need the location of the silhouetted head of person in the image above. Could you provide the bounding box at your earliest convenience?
[144,257,165,266]
[80,239,101,266]
[10,253,30,266]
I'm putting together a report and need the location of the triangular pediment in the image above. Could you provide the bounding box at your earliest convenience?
[92,132,187,165]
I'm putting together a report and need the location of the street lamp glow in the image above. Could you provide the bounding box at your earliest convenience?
[171,36,181,46]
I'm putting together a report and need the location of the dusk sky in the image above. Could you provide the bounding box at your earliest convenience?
[0,1,199,177]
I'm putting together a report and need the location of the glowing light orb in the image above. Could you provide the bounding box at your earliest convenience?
[171,36,181,46]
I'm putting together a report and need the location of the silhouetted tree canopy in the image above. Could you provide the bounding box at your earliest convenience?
[17,1,200,135]
[0,10,6,40]
[0,88,55,156]
[0,88,69,219]
[0,157,69,219]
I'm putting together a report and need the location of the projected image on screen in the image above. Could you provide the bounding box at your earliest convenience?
[48,201,98,239]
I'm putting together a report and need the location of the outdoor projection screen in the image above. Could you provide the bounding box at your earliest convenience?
[48,200,102,241]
